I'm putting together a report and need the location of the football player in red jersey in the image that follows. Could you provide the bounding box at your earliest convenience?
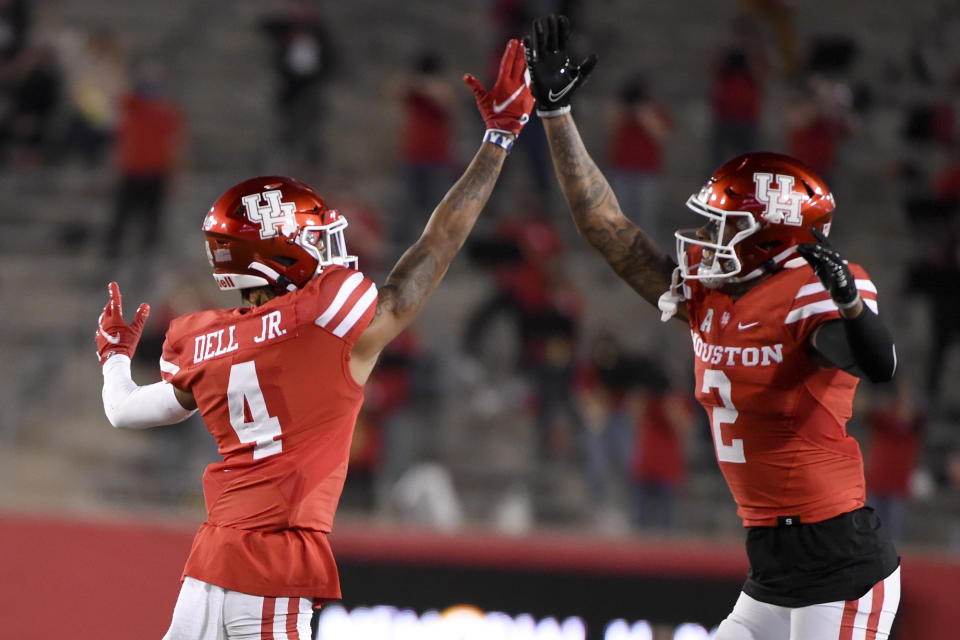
[95,39,534,640]
[525,15,900,640]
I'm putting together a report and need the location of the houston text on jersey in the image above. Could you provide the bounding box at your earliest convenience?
[690,330,784,367]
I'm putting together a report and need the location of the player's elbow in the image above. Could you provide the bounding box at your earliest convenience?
[415,230,460,267]
[863,345,898,384]
[104,405,140,429]
[105,411,128,429]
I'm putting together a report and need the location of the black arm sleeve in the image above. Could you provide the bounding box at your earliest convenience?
[811,308,897,383]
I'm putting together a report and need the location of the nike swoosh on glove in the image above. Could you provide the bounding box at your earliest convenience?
[464,38,535,135]
[96,281,151,366]
[523,14,597,116]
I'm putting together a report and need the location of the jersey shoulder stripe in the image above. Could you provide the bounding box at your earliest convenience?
[159,357,180,375]
[783,262,878,325]
[315,271,365,327]
[794,278,877,300]
[784,297,879,324]
[305,266,378,344]
[330,282,377,337]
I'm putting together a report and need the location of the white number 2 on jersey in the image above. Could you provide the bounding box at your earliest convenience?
[227,361,283,459]
[702,369,746,463]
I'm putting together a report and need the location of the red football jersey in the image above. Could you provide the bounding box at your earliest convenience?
[683,258,880,527]
[159,266,378,599]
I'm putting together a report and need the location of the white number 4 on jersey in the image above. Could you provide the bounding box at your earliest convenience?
[227,361,283,459]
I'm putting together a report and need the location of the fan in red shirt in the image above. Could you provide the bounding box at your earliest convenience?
[96,39,535,640]
[608,74,672,248]
[864,382,925,544]
[103,61,184,260]
[629,367,695,531]
[708,46,764,171]
[395,50,457,247]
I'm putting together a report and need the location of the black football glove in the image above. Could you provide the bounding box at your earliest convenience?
[796,228,859,309]
[523,14,598,117]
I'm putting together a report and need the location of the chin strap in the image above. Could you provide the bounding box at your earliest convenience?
[657,267,685,322]
[248,262,298,292]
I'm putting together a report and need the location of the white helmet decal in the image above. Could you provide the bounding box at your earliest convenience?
[241,190,298,239]
[753,173,805,226]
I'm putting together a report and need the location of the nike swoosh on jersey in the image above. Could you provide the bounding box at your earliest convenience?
[737,321,759,330]
[547,79,577,102]
[492,85,525,113]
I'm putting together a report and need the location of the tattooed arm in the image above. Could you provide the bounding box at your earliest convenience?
[350,143,508,384]
[542,113,685,320]
[350,38,533,384]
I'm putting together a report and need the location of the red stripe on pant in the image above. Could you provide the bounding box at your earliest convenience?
[261,597,277,640]
[865,581,885,640]
[838,598,858,640]
[287,597,300,639]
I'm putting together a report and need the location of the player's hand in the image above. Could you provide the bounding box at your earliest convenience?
[96,281,150,366]
[464,38,534,136]
[523,14,597,117]
[796,228,859,309]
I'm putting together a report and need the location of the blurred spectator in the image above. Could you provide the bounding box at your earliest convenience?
[57,27,127,165]
[464,203,566,364]
[394,49,457,248]
[389,461,464,532]
[630,363,695,531]
[103,60,183,260]
[904,156,960,405]
[259,0,334,172]
[947,447,960,550]
[864,381,926,545]
[486,0,554,208]
[576,333,637,505]
[489,0,535,74]
[530,270,583,459]
[934,143,960,200]
[902,99,955,146]
[322,165,388,275]
[785,74,855,184]
[607,74,672,249]
[343,329,421,510]
[0,0,30,66]
[906,0,960,86]
[463,207,584,458]
[736,0,799,78]
[708,47,763,172]
[0,41,61,167]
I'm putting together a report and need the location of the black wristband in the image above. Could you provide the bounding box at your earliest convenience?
[841,307,897,383]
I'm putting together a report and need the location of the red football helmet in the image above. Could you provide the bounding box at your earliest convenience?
[676,152,835,287]
[202,176,356,292]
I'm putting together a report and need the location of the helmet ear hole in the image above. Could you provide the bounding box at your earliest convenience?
[273,255,297,267]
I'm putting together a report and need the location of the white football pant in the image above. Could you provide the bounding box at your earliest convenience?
[714,566,900,640]
[163,576,313,640]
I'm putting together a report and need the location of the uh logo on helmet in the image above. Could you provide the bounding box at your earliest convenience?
[202,176,356,293]
[676,152,835,287]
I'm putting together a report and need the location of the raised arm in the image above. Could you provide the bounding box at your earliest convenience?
[351,39,534,383]
[525,15,680,314]
[542,114,677,308]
